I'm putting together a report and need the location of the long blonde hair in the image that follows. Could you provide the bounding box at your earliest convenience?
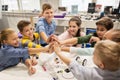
[95,40,120,71]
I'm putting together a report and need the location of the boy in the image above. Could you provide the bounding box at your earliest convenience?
[17,20,41,48]
[52,40,120,80]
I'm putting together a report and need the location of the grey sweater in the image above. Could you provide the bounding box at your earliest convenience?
[69,60,120,80]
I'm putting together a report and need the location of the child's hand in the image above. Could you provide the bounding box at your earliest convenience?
[28,66,36,75]
[48,42,54,53]
[25,59,36,75]
[31,57,38,66]
[89,36,100,43]
[53,42,61,54]
[47,34,60,44]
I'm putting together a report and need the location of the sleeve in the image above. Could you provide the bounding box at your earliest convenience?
[53,20,57,30]
[36,21,45,33]
[70,47,94,55]
[5,48,30,63]
[80,32,86,36]
[22,40,41,48]
[77,34,92,44]
[58,31,72,41]
[34,33,40,39]
[4,48,29,58]
[27,42,41,48]
[69,60,92,80]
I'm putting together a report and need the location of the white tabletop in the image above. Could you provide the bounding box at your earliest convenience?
[0,52,95,80]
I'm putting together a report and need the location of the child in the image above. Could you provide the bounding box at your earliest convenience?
[0,28,48,74]
[17,20,41,48]
[58,17,113,47]
[58,16,85,47]
[53,40,120,80]
[35,3,56,47]
[17,20,47,64]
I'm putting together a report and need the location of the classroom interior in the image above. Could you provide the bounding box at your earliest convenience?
[0,0,120,80]
[0,0,120,33]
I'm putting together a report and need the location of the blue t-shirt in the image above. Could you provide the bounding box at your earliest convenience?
[0,44,29,71]
[35,17,56,45]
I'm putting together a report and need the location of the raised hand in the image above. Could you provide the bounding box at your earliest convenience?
[28,66,36,75]
[47,34,60,44]
[52,42,61,54]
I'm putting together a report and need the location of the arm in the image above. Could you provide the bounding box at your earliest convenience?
[60,38,77,45]
[77,34,92,44]
[36,19,48,44]
[28,47,48,55]
[53,42,71,65]
[25,59,36,75]
[61,47,70,52]
[40,32,48,43]
[61,47,94,55]
[22,40,42,48]
[3,48,29,58]
[60,34,92,45]
[70,47,94,55]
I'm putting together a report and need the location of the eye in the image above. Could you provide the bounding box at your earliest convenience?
[73,26,76,28]
[50,12,53,14]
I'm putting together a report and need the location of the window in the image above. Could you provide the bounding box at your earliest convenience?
[60,0,91,12]
[21,0,40,11]
[1,0,18,11]
[1,0,41,11]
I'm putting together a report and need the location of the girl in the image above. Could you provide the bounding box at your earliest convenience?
[53,40,120,80]
[58,16,85,47]
[36,3,56,46]
[0,28,49,74]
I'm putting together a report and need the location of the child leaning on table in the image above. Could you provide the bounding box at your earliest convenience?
[17,20,41,48]
[0,28,49,74]
[17,20,49,64]
[52,40,120,80]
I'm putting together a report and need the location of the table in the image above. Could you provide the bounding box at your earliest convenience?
[0,52,95,80]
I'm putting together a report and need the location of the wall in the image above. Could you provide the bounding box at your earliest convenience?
[0,12,39,32]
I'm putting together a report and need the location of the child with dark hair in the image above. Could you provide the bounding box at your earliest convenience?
[58,16,85,47]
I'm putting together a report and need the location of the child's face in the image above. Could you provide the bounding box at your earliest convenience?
[21,24,34,40]
[4,32,19,47]
[68,21,79,36]
[42,9,54,22]
[96,25,107,39]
